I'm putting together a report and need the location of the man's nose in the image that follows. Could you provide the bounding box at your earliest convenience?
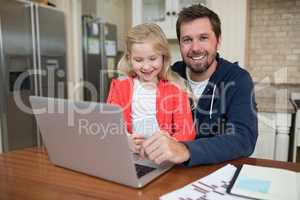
[191,41,202,53]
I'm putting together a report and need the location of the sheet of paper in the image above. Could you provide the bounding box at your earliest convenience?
[230,164,299,200]
[107,57,115,78]
[105,40,117,56]
[160,164,245,200]
[88,38,100,54]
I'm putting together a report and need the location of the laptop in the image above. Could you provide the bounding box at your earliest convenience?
[29,96,173,188]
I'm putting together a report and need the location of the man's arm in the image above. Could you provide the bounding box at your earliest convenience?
[142,72,258,166]
[183,72,258,166]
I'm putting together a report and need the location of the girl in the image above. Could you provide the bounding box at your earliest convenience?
[107,23,195,152]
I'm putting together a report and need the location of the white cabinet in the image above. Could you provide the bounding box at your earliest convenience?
[132,0,209,39]
[251,112,292,161]
[274,113,292,161]
[251,113,276,160]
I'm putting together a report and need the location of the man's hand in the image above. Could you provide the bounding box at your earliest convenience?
[141,131,190,164]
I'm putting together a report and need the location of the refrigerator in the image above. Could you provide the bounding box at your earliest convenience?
[0,0,67,152]
[82,15,118,102]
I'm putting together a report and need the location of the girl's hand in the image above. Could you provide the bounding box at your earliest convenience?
[131,133,145,154]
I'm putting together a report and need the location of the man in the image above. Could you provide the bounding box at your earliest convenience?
[141,4,258,166]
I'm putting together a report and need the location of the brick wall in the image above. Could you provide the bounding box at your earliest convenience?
[247,0,300,84]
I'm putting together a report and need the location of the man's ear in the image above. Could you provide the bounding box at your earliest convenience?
[217,36,222,50]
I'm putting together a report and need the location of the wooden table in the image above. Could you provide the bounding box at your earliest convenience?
[1,147,300,200]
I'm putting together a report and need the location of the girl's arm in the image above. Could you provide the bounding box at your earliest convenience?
[172,90,196,141]
[106,79,120,104]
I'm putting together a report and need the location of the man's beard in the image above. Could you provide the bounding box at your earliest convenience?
[189,62,210,74]
[187,51,217,74]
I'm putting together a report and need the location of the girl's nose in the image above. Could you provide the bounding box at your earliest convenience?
[141,62,152,70]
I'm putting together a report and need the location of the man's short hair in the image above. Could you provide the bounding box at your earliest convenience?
[176,4,221,41]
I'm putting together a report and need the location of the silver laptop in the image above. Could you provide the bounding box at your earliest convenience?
[29,96,173,188]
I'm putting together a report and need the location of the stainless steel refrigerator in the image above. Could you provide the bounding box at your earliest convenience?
[82,15,118,102]
[0,0,67,152]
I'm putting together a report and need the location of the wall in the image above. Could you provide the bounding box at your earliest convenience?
[81,0,97,16]
[55,0,83,100]
[247,0,300,84]
[211,0,247,67]
[168,41,180,65]
[81,0,129,52]
[48,0,65,10]
[125,0,132,49]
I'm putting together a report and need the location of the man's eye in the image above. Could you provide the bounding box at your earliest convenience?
[183,38,192,43]
[150,57,157,61]
[200,36,208,41]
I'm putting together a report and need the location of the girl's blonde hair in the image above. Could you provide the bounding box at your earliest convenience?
[118,23,187,90]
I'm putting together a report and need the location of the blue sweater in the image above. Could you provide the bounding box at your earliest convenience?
[172,55,258,166]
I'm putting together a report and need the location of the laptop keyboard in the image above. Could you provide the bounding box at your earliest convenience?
[134,164,156,178]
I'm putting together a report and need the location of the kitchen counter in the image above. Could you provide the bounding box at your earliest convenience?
[253,83,299,162]
[255,83,300,113]
[256,97,295,113]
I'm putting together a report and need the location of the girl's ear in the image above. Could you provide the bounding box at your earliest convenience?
[126,53,131,64]
[126,53,132,61]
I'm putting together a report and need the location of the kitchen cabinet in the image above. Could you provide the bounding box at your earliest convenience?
[132,0,209,39]
[251,113,276,160]
[291,93,300,162]
[251,112,292,161]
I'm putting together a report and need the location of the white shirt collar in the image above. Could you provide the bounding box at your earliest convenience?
[186,68,209,99]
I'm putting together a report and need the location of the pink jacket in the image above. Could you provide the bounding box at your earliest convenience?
[106,77,195,141]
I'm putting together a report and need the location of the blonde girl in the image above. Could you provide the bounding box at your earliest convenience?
[107,23,195,152]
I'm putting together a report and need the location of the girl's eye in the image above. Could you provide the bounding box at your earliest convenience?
[134,58,143,62]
